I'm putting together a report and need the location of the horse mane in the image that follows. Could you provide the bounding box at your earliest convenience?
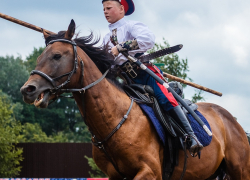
[45,31,123,89]
[45,31,116,73]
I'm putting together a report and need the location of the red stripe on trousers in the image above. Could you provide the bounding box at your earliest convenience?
[147,65,178,107]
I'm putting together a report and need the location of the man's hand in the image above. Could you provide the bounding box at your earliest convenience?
[111,46,119,57]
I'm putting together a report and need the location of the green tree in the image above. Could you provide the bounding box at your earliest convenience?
[23,47,45,72]
[191,90,205,103]
[0,55,29,102]
[85,156,107,178]
[0,91,23,177]
[18,123,69,143]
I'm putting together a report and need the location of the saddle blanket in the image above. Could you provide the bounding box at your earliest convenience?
[139,104,212,147]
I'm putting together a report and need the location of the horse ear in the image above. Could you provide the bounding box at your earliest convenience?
[65,19,76,40]
[42,29,50,39]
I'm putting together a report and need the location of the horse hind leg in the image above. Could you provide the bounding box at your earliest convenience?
[224,149,250,180]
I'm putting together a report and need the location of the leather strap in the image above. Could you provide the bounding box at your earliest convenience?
[92,99,134,180]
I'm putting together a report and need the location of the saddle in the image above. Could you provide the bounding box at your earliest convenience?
[123,80,199,140]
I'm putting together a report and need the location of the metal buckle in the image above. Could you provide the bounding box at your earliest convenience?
[123,62,137,78]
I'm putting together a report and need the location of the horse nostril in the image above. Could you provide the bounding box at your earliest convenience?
[26,86,36,92]
[21,85,37,95]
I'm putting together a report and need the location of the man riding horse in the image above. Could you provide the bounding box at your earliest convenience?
[18,4,250,178]
[102,0,203,154]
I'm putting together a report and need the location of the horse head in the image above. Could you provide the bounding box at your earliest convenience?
[20,20,81,108]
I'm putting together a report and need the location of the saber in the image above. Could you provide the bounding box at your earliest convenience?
[139,44,183,62]
[111,38,213,136]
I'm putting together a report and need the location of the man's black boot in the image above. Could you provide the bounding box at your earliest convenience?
[168,105,203,154]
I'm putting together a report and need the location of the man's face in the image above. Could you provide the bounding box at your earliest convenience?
[103,1,125,24]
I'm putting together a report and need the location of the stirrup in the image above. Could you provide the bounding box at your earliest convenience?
[188,135,203,156]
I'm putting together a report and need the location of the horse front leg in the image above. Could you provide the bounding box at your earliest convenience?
[133,165,162,180]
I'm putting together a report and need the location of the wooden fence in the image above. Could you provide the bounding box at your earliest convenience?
[16,143,93,178]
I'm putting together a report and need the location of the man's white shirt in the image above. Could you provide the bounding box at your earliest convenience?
[103,17,155,65]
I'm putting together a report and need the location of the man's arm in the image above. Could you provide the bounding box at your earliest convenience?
[114,21,155,54]
[130,22,155,51]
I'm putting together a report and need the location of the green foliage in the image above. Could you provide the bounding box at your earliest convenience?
[18,123,69,143]
[23,47,45,72]
[191,90,205,103]
[0,91,23,177]
[84,156,107,178]
[0,55,29,102]
[59,121,92,143]
[17,121,91,143]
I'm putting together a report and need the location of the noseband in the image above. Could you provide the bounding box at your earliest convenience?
[30,39,109,95]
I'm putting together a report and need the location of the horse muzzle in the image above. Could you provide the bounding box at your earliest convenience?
[20,84,52,108]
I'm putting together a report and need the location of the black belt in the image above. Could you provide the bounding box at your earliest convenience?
[120,61,139,78]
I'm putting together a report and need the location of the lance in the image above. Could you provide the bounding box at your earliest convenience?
[163,73,222,97]
[110,39,213,136]
[0,12,214,136]
[0,12,55,35]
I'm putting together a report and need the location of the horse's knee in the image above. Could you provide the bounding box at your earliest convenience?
[133,165,161,180]
[133,173,157,180]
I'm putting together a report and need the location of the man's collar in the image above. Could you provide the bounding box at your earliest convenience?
[109,18,127,31]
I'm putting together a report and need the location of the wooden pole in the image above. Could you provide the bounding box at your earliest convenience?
[0,12,55,35]
[163,72,223,97]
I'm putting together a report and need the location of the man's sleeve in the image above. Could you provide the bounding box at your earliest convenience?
[116,22,155,52]
[130,22,155,51]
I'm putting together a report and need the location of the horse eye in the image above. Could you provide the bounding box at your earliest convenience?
[53,54,62,60]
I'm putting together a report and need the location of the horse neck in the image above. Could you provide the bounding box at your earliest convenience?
[73,52,130,140]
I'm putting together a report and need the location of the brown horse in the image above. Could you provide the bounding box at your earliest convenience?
[20,20,250,180]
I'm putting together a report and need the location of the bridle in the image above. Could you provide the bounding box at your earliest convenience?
[31,39,79,94]
[30,39,109,95]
